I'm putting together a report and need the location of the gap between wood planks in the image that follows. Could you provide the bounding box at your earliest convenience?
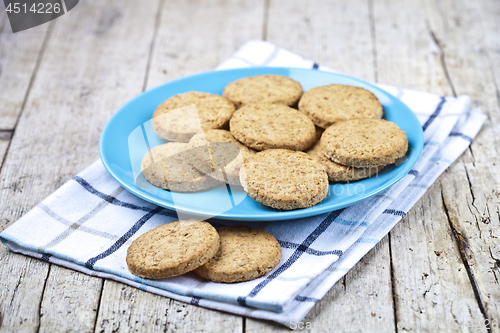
[441,188,492,333]
[35,265,51,333]
[427,10,494,330]
[0,23,53,175]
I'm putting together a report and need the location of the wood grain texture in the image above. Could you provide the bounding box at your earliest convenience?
[372,0,497,331]
[0,14,47,130]
[266,0,376,82]
[425,0,500,330]
[146,0,265,88]
[391,185,487,332]
[373,0,452,94]
[38,267,103,333]
[0,0,161,331]
[94,282,243,332]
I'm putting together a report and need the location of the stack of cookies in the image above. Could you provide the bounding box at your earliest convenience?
[126,221,282,283]
[142,75,408,211]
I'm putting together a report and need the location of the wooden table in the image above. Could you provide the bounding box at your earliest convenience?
[1,0,499,331]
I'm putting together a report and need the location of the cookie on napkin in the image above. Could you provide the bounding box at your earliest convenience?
[193,226,281,283]
[126,220,220,279]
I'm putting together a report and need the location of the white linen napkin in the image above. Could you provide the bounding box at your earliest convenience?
[0,40,486,327]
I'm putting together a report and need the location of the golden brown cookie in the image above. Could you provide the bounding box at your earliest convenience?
[188,129,256,185]
[229,103,316,151]
[152,92,235,142]
[126,220,220,280]
[192,226,281,283]
[321,119,408,167]
[298,84,383,128]
[306,141,384,181]
[141,142,220,192]
[223,75,303,108]
[241,149,329,210]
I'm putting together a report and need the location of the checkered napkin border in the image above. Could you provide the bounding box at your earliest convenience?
[0,40,486,326]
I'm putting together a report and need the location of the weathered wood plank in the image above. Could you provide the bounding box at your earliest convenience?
[425,0,500,330]
[146,0,266,88]
[391,185,487,332]
[371,0,496,331]
[374,0,453,94]
[0,14,48,130]
[94,0,263,331]
[266,0,376,82]
[38,267,103,333]
[94,281,244,333]
[247,1,397,331]
[0,0,162,331]
[246,240,395,332]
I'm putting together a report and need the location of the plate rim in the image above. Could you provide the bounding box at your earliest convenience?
[99,67,424,221]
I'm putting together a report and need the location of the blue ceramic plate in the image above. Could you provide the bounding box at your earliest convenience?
[100,67,423,221]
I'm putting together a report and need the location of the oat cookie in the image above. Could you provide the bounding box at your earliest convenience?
[193,226,281,283]
[188,129,256,185]
[230,103,316,151]
[152,92,235,142]
[141,142,220,192]
[241,149,329,210]
[126,220,220,280]
[321,119,408,167]
[306,141,384,181]
[223,75,303,108]
[298,84,383,128]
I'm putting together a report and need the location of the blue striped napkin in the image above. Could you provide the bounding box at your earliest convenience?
[0,40,486,327]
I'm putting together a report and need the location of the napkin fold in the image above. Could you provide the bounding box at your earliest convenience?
[0,40,486,327]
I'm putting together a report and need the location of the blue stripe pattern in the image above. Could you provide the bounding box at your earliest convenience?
[85,206,164,269]
[73,176,177,218]
[356,238,379,243]
[383,209,406,217]
[237,209,345,305]
[449,132,472,142]
[408,170,419,176]
[422,97,446,130]
[278,240,343,257]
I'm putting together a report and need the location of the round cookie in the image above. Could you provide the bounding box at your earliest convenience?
[298,84,383,129]
[230,103,316,151]
[188,129,256,185]
[126,220,220,280]
[223,75,303,108]
[141,142,220,192]
[306,141,384,182]
[192,226,281,283]
[321,119,408,167]
[152,92,235,142]
[241,149,329,210]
